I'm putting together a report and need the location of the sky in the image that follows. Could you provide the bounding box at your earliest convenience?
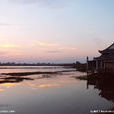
[0,0,114,63]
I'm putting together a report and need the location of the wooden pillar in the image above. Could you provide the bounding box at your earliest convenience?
[104,61,106,71]
[101,60,102,69]
[87,56,89,75]
[96,60,99,71]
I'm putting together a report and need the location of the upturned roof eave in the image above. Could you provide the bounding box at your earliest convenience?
[99,42,114,54]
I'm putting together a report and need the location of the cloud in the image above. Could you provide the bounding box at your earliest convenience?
[0,44,22,57]
[37,41,76,52]
[47,50,61,53]
[0,44,20,48]
[0,49,22,57]
[10,0,70,8]
[0,51,8,56]
[10,0,39,4]
[38,41,59,47]
[59,47,76,50]
[0,23,9,26]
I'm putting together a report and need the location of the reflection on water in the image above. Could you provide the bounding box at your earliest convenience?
[0,66,113,114]
[0,76,34,84]
[39,84,59,88]
[87,75,114,102]
[0,66,74,73]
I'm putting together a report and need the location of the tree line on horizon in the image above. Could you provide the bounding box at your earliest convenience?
[0,62,76,66]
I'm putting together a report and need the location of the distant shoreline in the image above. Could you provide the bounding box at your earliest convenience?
[0,63,75,67]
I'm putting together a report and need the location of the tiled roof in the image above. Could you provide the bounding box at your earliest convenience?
[99,43,114,54]
[95,54,114,60]
[99,49,114,54]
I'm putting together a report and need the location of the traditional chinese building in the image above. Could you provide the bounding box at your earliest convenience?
[87,43,114,74]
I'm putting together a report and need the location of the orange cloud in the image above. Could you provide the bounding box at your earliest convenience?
[0,44,20,48]
[59,47,76,50]
[39,42,59,47]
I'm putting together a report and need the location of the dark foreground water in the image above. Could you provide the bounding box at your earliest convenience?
[0,66,113,114]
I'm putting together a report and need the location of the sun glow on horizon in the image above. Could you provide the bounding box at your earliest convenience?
[0,44,20,48]
[0,0,113,62]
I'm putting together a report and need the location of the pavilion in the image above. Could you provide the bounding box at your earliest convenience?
[87,43,114,74]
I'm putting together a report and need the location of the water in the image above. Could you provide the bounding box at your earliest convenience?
[0,66,113,114]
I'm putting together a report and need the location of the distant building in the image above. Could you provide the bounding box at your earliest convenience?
[87,43,114,74]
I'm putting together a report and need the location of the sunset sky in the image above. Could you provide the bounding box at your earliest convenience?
[0,0,114,63]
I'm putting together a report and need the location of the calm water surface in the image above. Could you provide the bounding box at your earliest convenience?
[0,66,113,114]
